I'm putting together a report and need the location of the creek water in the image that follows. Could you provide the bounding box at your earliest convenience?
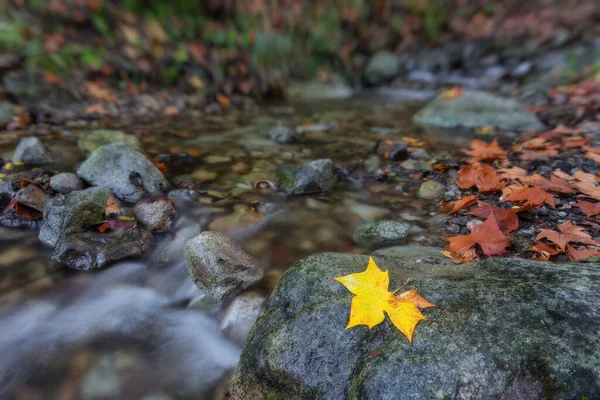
[0,94,469,399]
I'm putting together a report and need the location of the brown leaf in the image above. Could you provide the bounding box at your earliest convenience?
[502,185,555,209]
[566,245,600,261]
[445,213,511,260]
[462,139,507,162]
[535,221,600,251]
[575,200,600,216]
[105,196,120,216]
[456,163,505,192]
[440,195,478,214]
[468,203,519,233]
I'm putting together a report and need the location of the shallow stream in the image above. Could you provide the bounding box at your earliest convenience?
[0,94,472,399]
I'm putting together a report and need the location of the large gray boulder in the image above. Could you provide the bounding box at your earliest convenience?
[77,142,167,203]
[278,159,337,195]
[229,246,600,399]
[184,232,264,302]
[413,90,545,131]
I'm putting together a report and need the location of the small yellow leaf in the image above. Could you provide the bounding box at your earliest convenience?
[334,257,435,343]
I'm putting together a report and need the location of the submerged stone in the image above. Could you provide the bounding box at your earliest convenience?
[133,199,176,233]
[12,137,54,164]
[353,220,410,248]
[230,246,600,399]
[417,180,445,200]
[277,159,337,195]
[413,90,545,131]
[77,143,168,203]
[78,130,143,154]
[53,228,152,271]
[184,231,264,302]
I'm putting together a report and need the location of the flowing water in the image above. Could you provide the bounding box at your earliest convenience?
[0,94,471,399]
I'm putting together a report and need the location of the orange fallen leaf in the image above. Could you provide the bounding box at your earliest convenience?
[566,245,600,262]
[575,200,600,217]
[445,213,511,260]
[535,221,600,251]
[573,180,600,201]
[497,166,528,181]
[440,195,478,214]
[334,257,434,343]
[520,174,575,194]
[456,163,505,192]
[501,185,555,209]
[440,87,464,99]
[216,94,231,109]
[105,196,121,216]
[462,139,507,162]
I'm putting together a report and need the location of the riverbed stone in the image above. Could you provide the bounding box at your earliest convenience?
[38,187,111,247]
[417,180,445,200]
[229,246,600,399]
[269,125,297,144]
[77,143,168,203]
[49,172,85,193]
[353,220,410,248]
[278,159,337,195]
[133,199,176,233]
[0,101,14,127]
[219,291,267,344]
[12,137,54,164]
[184,232,264,302]
[413,90,545,131]
[78,129,143,154]
[53,228,153,270]
[15,184,48,211]
[364,52,400,85]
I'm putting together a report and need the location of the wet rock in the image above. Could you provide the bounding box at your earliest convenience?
[77,143,168,203]
[230,246,600,399]
[81,356,121,400]
[53,228,153,270]
[0,101,14,127]
[39,187,111,247]
[417,180,445,200]
[269,125,297,144]
[219,291,267,344]
[410,149,431,160]
[12,137,54,164]
[364,52,400,85]
[353,220,410,248]
[15,184,48,211]
[413,90,544,131]
[133,199,176,233]
[49,172,85,194]
[184,231,264,302]
[278,159,337,195]
[78,129,143,154]
[0,211,41,229]
[376,140,408,161]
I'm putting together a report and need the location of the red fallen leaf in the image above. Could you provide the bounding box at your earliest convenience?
[467,203,519,233]
[575,200,600,216]
[520,174,575,194]
[97,218,136,233]
[440,195,478,214]
[535,221,600,251]
[562,136,592,149]
[573,180,600,201]
[445,213,511,260]
[456,163,505,192]
[462,139,507,162]
[4,197,42,220]
[497,166,528,181]
[552,170,599,184]
[501,185,555,209]
[529,242,564,256]
[517,149,559,161]
[583,145,600,163]
[566,245,600,262]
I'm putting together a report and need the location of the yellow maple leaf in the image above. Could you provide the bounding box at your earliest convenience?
[334,257,435,343]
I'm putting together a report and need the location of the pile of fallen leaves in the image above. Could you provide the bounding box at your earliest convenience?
[441,125,600,264]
